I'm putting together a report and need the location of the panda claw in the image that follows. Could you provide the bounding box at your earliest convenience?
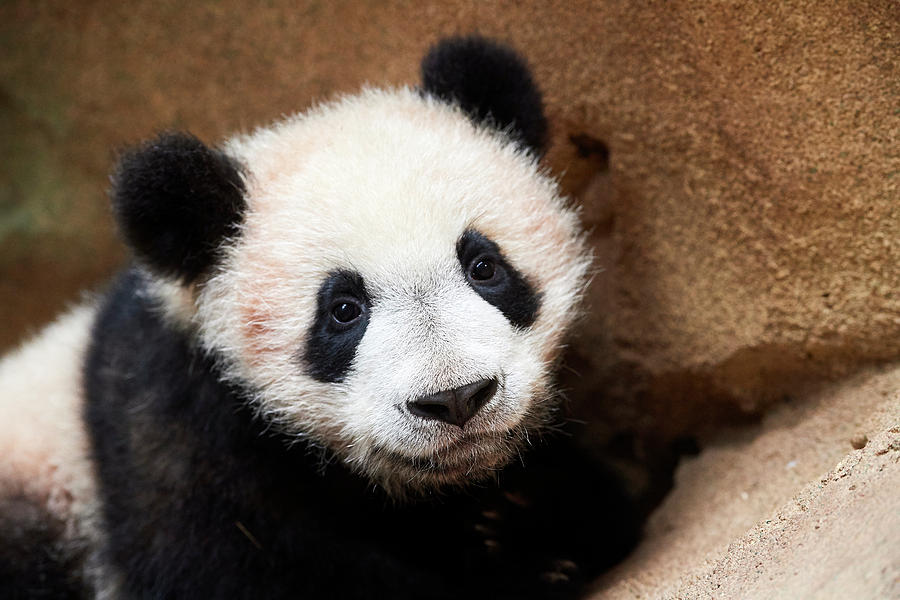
[539,571,570,585]
[502,490,531,508]
[552,559,579,573]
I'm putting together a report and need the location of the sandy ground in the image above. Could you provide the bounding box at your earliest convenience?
[594,364,900,599]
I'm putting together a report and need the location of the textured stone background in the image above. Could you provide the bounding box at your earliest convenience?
[2,2,898,595]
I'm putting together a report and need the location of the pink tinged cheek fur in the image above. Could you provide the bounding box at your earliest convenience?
[233,249,299,370]
[240,305,293,371]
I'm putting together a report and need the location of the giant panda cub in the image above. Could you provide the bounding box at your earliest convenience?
[0,37,636,599]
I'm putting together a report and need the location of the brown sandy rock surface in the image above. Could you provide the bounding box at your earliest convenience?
[594,364,900,599]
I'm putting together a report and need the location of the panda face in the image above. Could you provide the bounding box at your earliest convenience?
[187,89,590,493]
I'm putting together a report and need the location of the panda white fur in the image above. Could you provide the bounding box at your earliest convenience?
[0,37,636,599]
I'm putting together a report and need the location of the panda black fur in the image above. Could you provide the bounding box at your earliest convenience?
[0,37,638,599]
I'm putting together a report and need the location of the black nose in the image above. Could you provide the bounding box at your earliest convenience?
[407,378,498,428]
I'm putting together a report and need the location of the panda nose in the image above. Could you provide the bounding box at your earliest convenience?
[407,378,498,428]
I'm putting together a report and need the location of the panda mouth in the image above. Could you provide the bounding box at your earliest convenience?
[372,432,516,480]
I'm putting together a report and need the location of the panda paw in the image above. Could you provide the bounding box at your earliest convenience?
[467,492,586,596]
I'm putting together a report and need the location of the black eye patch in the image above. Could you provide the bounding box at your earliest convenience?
[456,230,540,329]
[303,270,371,383]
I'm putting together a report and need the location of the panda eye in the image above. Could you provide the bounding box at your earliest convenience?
[468,256,497,282]
[330,300,362,325]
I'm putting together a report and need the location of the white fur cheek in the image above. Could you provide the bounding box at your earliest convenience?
[196,241,366,449]
[196,234,308,389]
[526,240,592,366]
[499,332,552,421]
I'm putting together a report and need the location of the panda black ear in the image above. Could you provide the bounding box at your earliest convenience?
[111,132,246,283]
[421,35,548,155]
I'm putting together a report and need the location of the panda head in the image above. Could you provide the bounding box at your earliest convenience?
[111,37,591,496]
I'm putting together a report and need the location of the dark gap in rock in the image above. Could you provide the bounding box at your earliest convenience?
[569,133,610,171]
